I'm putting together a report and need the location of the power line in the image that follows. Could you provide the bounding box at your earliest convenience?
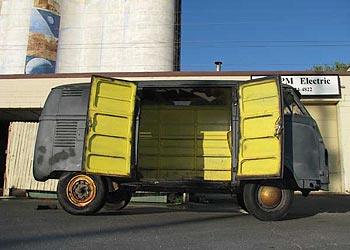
[2,39,350,46]
[0,45,349,51]
[0,61,341,69]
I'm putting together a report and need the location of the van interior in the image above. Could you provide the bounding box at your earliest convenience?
[138,87,233,182]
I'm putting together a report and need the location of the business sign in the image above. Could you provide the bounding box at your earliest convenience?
[252,75,341,98]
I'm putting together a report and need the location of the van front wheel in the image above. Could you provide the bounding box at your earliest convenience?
[243,181,293,221]
[57,173,106,215]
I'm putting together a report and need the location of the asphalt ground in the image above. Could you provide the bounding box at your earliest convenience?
[0,194,349,250]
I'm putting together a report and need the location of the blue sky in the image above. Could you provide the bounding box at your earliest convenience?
[180,0,350,71]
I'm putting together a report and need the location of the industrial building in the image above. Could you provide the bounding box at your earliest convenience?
[0,71,350,196]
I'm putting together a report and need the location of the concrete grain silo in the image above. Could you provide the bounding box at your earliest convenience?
[56,0,181,73]
[0,0,32,74]
[0,0,61,74]
[0,0,181,74]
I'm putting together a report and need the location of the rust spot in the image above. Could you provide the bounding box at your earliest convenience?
[49,150,69,165]
[38,146,46,153]
[69,148,76,157]
[37,155,44,165]
[48,148,77,165]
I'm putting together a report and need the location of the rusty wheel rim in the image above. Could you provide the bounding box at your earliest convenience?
[66,175,96,207]
[258,185,282,209]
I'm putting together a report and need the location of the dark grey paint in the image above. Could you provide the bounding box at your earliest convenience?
[33,83,90,181]
[284,115,329,190]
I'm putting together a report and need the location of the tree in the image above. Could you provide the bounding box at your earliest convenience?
[311,61,350,72]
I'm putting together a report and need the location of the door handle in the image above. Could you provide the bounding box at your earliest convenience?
[274,117,283,138]
[88,118,93,131]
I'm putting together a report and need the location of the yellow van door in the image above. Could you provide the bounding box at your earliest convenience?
[84,76,137,177]
[237,77,283,179]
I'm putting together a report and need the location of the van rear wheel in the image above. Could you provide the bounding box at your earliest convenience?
[243,181,293,221]
[57,173,106,215]
[104,189,132,210]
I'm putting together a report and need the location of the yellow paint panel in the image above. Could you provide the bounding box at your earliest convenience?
[160,139,195,148]
[157,170,203,180]
[139,148,158,155]
[138,139,158,148]
[88,135,127,156]
[160,124,195,137]
[159,156,194,170]
[92,114,130,137]
[197,110,230,124]
[241,115,276,138]
[139,170,158,179]
[241,81,278,102]
[137,156,159,170]
[237,78,283,179]
[94,82,134,105]
[160,109,194,123]
[204,171,231,181]
[138,104,232,182]
[241,96,280,116]
[197,126,230,139]
[196,145,231,157]
[196,157,231,171]
[241,138,279,158]
[139,124,160,138]
[240,158,280,176]
[160,147,195,156]
[85,76,136,176]
[87,155,128,176]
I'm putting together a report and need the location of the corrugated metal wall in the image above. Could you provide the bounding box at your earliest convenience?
[3,122,57,196]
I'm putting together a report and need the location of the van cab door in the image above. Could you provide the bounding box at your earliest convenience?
[237,77,283,179]
[84,76,137,177]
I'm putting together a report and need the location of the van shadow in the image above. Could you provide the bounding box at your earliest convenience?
[98,194,350,220]
[97,201,244,216]
[285,194,350,220]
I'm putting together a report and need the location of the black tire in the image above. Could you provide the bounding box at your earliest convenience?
[104,189,132,210]
[236,191,247,212]
[57,173,107,215]
[243,181,293,221]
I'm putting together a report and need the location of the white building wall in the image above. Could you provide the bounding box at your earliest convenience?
[305,104,341,192]
[337,76,350,193]
[56,0,177,73]
[0,0,32,74]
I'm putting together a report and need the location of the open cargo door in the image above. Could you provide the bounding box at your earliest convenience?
[237,77,283,179]
[84,76,137,177]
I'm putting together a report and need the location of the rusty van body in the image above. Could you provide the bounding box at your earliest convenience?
[33,76,328,220]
